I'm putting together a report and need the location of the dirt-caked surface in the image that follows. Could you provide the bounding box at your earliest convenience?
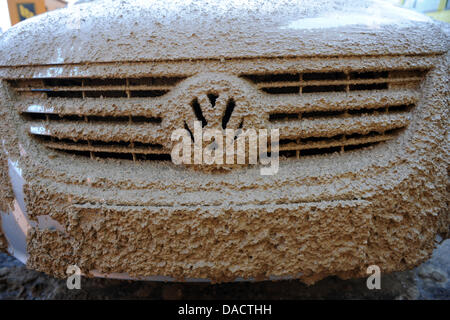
[0,239,448,300]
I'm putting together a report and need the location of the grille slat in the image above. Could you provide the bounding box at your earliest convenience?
[256,76,423,89]
[9,64,427,163]
[244,69,426,94]
[23,113,162,124]
[14,84,175,92]
[17,99,164,118]
[27,121,165,144]
[262,89,419,114]
[277,129,400,152]
[270,104,413,121]
[272,113,410,140]
[9,76,186,99]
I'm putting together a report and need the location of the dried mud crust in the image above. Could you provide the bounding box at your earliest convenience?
[1,240,449,299]
[0,7,448,283]
[24,173,443,284]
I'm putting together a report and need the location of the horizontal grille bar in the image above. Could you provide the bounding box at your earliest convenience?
[242,69,427,94]
[269,104,413,121]
[23,113,162,124]
[38,137,168,155]
[257,76,422,89]
[271,113,410,139]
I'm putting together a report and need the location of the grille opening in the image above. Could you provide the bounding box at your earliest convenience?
[47,91,83,98]
[83,78,125,86]
[128,76,185,87]
[10,76,186,99]
[60,114,85,121]
[262,86,300,94]
[13,66,422,164]
[303,72,346,81]
[344,142,379,151]
[62,150,92,158]
[346,132,374,140]
[90,140,131,147]
[389,69,427,78]
[11,76,184,88]
[279,150,297,158]
[303,85,346,93]
[22,113,82,121]
[388,104,413,113]
[22,112,162,124]
[243,73,299,83]
[44,78,83,87]
[133,141,163,149]
[87,115,162,123]
[9,79,43,88]
[349,71,388,79]
[35,135,169,161]
[347,106,386,115]
[184,122,195,141]
[301,146,341,156]
[22,113,48,121]
[36,135,164,149]
[279,138,296,145]
[85,91,128,98]
[87,115,135,123]
[276,127,405,159]
[269,103,413,122]
[241,68,427,95]
[132,116,162,123]
[136,153,172,161]
[300,135,344,143]
[39,137,89,145]
[349,83,388,91]
[63,151,173,162]
[301,110,344,119]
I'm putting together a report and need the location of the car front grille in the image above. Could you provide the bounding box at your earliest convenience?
[9,64,428,163]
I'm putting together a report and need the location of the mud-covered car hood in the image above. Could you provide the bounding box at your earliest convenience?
[0,0,448,66]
